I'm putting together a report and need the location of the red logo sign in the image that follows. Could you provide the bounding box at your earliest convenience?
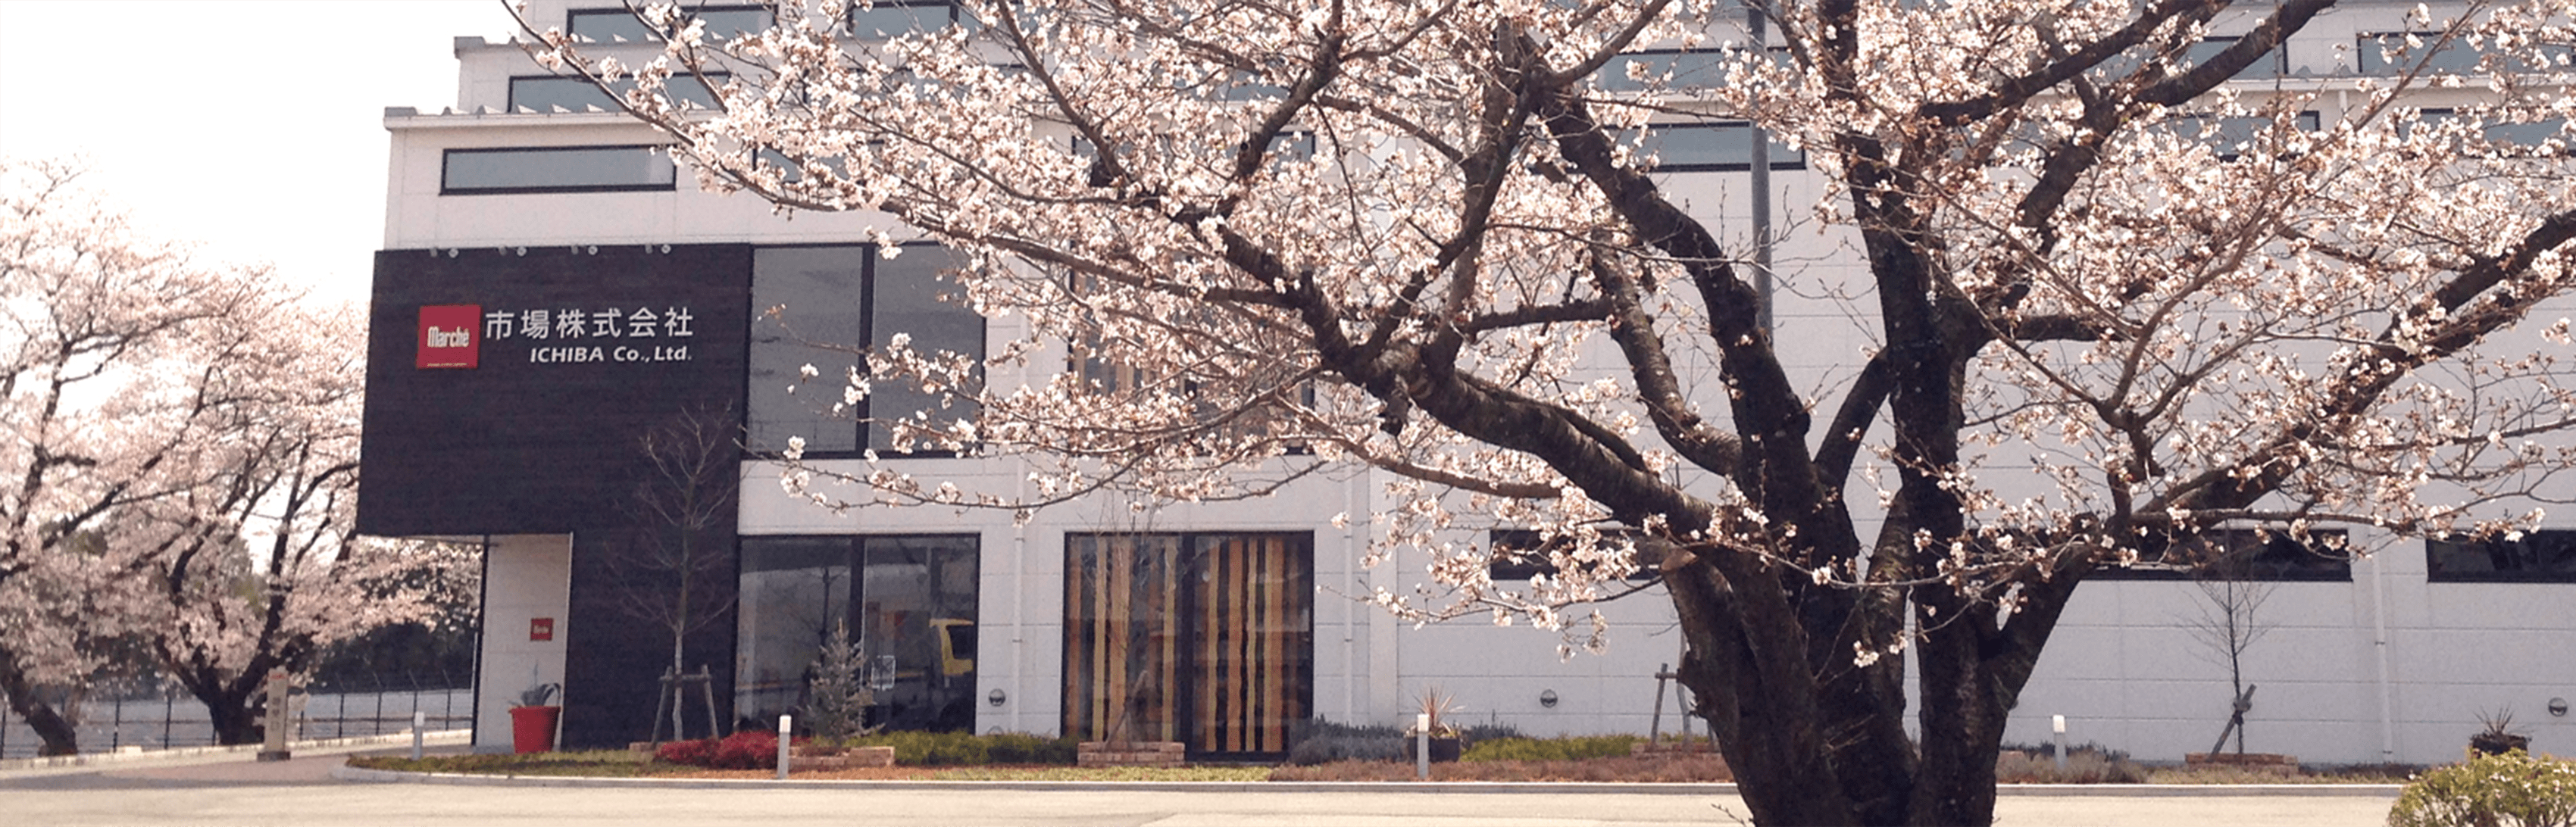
[530,617,555,642]
[417,304,480,369]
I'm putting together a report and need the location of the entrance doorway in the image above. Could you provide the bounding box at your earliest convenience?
[1062,532,1312,757]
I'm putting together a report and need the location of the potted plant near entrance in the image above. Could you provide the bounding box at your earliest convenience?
[1404,687,1465,763]
[2470,709,2532,758]
[509,682,562,754]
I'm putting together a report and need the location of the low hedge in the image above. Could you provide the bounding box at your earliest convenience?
[839,730,1080,766]
[1462,735,1643,762]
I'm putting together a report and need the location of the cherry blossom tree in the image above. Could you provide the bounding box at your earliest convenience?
[120,300,458,745]
[532,0,2575,822]
[2,160,458,751]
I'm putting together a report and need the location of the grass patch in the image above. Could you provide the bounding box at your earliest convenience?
[838,731,1080,766]
[2147,763,2424,785]
[1462,735,1643,762]
[348,750,695,778]
[1270,753,1732,782]
[927,766,1271,782]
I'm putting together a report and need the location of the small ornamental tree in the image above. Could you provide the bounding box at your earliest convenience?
[803,620,878,742]
[530,1,2576,823]
[613,404,742,742]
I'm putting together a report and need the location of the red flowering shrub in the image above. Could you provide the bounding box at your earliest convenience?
[655,737,719,766]
[655,730,807,769]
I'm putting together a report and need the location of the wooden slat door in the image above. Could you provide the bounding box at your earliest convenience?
[1064,533,1311,757]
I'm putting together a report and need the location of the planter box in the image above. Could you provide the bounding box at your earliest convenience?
[2184,752,2299,774]
[1077,741,1186,768]
[1402,736,1462,763]
[790,745,896,772]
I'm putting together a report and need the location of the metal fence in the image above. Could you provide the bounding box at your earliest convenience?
[0,673,470,760]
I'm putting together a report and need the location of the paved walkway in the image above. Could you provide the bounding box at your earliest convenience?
[0,744,2402,826]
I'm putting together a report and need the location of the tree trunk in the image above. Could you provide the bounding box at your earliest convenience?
[206,690,265,746]
[0,660,82,757]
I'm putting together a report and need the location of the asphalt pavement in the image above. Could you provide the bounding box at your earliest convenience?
[0,742,2402,826]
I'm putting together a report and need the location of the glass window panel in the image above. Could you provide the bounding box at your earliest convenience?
[849,1,976,37]
[2183,36,2284,80]
[2485,118,2570,148]
[2414,111,2571,151]
[2156,112,2318,159]
[749,246,871,453]
[567,8,655,42]
[1596,49,1730,92]
[1635,122,1805,172]
[868,245,985,452]
[2428,530,2576,582]
[440,146,675,193]
[508,75,721,112]
[735,535,979,730]
[569,6,771,42]
[733,537,858,725]
[856,535,981,731]
[2359,32,2486,74]
[2090,528,2352,581]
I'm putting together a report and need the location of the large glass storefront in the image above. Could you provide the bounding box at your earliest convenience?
[736,535,979,732]
[1063,532,1311,757]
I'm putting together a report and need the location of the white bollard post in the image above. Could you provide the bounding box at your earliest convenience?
[411,711,427,760]
[2052,714,2068,772]
[1415,713,1431,781]
[777,714,794,780]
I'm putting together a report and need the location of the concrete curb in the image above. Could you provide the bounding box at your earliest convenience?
[328,763,2406,797]
[0,729,471,774]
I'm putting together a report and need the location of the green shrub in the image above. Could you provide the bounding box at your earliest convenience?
[1462,735,1643,762]
[2388,751,2576,827]
[842,730,1078,766]
[1287,719,1405,766]
[1992,743,2146,784]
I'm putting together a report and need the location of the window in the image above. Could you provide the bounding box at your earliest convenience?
[2359,33,2575,75]
[734,535,980,732]
[568,5,771,42]
[439,145,676,195]
[746,244,986,455]
[1487,529,1658,583]
[2090,527,2352,581]
[848,0,977,37]
[1063,532,1311,757]
[2181,36,2286,80]
[1634,121,1806,172]
[2412,110,2571,154]
[508,74,722,113]
[2152,111,2320,160]
[2428,530,2576,582]
[2357,32,2484,75]
[1596,49,1733,92]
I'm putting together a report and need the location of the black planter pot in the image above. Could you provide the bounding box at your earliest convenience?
[2470,732,2531,757]
[1403,735,1462,763]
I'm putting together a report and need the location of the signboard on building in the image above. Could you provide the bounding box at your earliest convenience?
[358,245,753,537]
[416,304,482,368]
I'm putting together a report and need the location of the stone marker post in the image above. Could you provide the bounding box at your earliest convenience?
[257,669,292,762]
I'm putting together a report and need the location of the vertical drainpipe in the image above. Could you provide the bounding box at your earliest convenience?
[2372,548,2397,760]
[1344,470,1359,723]
[1746,0,1775,332]
[1013,520,1027,735]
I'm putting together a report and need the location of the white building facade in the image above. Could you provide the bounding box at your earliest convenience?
[360,0,2574,763]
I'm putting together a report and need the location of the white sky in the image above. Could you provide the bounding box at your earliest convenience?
[0,1,523,303]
